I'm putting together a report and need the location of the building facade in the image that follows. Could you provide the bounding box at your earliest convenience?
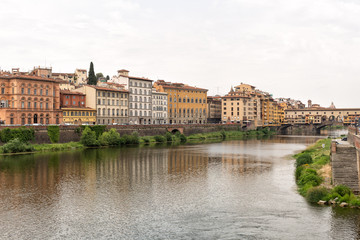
[152,89,168,124]
[60,90,86,108]
[110,69,153,125]
[207,96,222,123]
[78,85,129,125]
[62,107,96,125]
[154,80,208,124]
[75,69,87,86]
[221,84,261,126]
[0,74,62,125]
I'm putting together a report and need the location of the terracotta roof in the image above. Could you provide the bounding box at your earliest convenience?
[118,69,129,72]
[60,90,85,96]
[61,107,96,110]
[222,94,250,99]
[0,74,57,82]
[104,82,126,88]
[87,85,129,93]
[129,76,154,82]
[76,69,87,72]
[157,82,207,91]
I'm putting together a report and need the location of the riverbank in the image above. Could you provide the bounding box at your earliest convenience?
[294,138,360,207]
[0,127,276,155]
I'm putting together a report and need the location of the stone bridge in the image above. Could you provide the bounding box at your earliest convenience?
[279,120,338,135]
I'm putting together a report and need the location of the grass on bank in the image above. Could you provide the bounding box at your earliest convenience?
[294,138,360,206]
[187,128,275,141]
[0,127,275,155]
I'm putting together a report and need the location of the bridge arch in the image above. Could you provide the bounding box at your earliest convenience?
[167,127,184,134]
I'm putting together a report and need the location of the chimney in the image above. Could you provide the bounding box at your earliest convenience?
[12,68,20,75]
[117,69,129,77]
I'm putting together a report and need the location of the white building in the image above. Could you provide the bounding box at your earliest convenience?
[152,89,168,124]
[110,69,153,125]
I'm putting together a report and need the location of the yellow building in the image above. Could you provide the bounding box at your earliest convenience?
[260,93,283,126]
[62,107,96,125]
[154,80,208,124]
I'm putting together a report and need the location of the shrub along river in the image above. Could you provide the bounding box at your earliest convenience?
[0,132,359,239]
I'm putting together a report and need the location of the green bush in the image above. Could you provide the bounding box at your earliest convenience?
[180,134,187,143]
[80,125,106,139]
[306,187,329,203]
[295,166,304,181]
[2,138,34,153]
[338,193,351,203]
[0,128,12,142]
[80,127,98,146]
[349,198,360,207]
[261,127,270,135]
[299,182,315,196]
[165,132,173,142]
[142,137,151,144]
[154,135,166,143]
[0,127,35,143]
[47,126,60,143]
[332,185,351,197]
[99,129,121,146]
[298,171,322,187]
[220,130,226,139]
[295,153,313,167]
[121,132,140,145]
[98,132,110,146]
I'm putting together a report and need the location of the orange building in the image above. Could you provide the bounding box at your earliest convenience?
[0,73,62,125]
[154,80,208,124]
[60,90,86,108]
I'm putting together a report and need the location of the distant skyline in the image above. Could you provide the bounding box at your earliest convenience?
[1,0,360,107]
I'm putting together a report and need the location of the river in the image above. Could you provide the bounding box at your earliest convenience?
[0,134,359,239]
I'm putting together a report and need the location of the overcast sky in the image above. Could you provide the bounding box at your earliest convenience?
[1,0,360,107]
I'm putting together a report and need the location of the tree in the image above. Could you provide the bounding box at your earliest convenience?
[80,126,98,146]
[106,75,110,81]
[96,73,104,80]
[88,62,97,85]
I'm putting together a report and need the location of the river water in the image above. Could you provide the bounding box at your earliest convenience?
[0,135,359,239]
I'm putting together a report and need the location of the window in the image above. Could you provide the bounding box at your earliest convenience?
[34,89,37,95]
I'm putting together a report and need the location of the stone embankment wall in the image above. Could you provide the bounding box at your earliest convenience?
[331,141,359,193]
[0,123,247,144]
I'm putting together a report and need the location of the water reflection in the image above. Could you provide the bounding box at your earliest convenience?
[0,136,358,239]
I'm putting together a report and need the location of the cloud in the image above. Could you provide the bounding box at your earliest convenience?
[1,0,360,107]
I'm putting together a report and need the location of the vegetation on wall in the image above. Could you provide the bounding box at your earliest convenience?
[47,126,60,143]
[0,127,35,143]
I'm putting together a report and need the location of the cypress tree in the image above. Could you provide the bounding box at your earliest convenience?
[88,62,97,85]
